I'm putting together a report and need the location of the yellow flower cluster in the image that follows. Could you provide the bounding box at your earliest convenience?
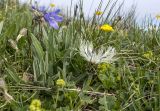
[100,24,114,32]
[29,99,45,111]
[56,79,65,87]
[97,63,110,74]
[143,51,153,59]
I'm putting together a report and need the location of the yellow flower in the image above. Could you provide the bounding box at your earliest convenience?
[100,24,114,32]
[29,105,41,111]
[31,99,41,108]
[156,14,160,20]
[35,108,41,111]
[56,79,65,87]
[98,63,110,74]
[29,105,36,111]
[143,51,153,59]
[50,3,55,7]
[29,99,45,111]
[95,11,103,15]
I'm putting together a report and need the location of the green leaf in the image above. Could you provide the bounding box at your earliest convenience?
[0,21,4,34]
[98,96,116,111]
[5,23,16,37]
[5,68,21,83]
[99,96,109,111]
[42,27,49,49]
[30,33,44,60]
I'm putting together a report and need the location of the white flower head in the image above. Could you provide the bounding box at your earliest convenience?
[79,40,117,64]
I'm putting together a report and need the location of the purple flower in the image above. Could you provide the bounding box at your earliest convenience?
[32,6,63,29]
[44,9,63,29]
[32,6,47,15]
[38,6,46,13]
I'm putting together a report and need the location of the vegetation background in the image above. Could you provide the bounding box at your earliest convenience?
[0,0,160,111]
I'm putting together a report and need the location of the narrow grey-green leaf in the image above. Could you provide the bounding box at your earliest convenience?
[30,33,44,60]
[6,68,21,83]
[0,21,4,34]
[42,27,49,49]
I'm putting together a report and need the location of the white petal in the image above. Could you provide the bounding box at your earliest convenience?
[79,40,117,64]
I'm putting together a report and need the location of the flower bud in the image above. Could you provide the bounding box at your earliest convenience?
[16,28,27,42]
[31,99,41,108]
[19,28,27,36]
[8,39,19,52]
[56,79,65,87]
[0,78,6,90]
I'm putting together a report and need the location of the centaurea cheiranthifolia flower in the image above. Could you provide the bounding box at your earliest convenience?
[32,5,63,29]
[79,40,117,64]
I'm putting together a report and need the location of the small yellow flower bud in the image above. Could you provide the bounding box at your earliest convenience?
[29,104,36,111]
[98,63,110,74]
[56,79,65,87]
[35,108,42,111]
[31,99,41,108]
[143,51,153,59]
